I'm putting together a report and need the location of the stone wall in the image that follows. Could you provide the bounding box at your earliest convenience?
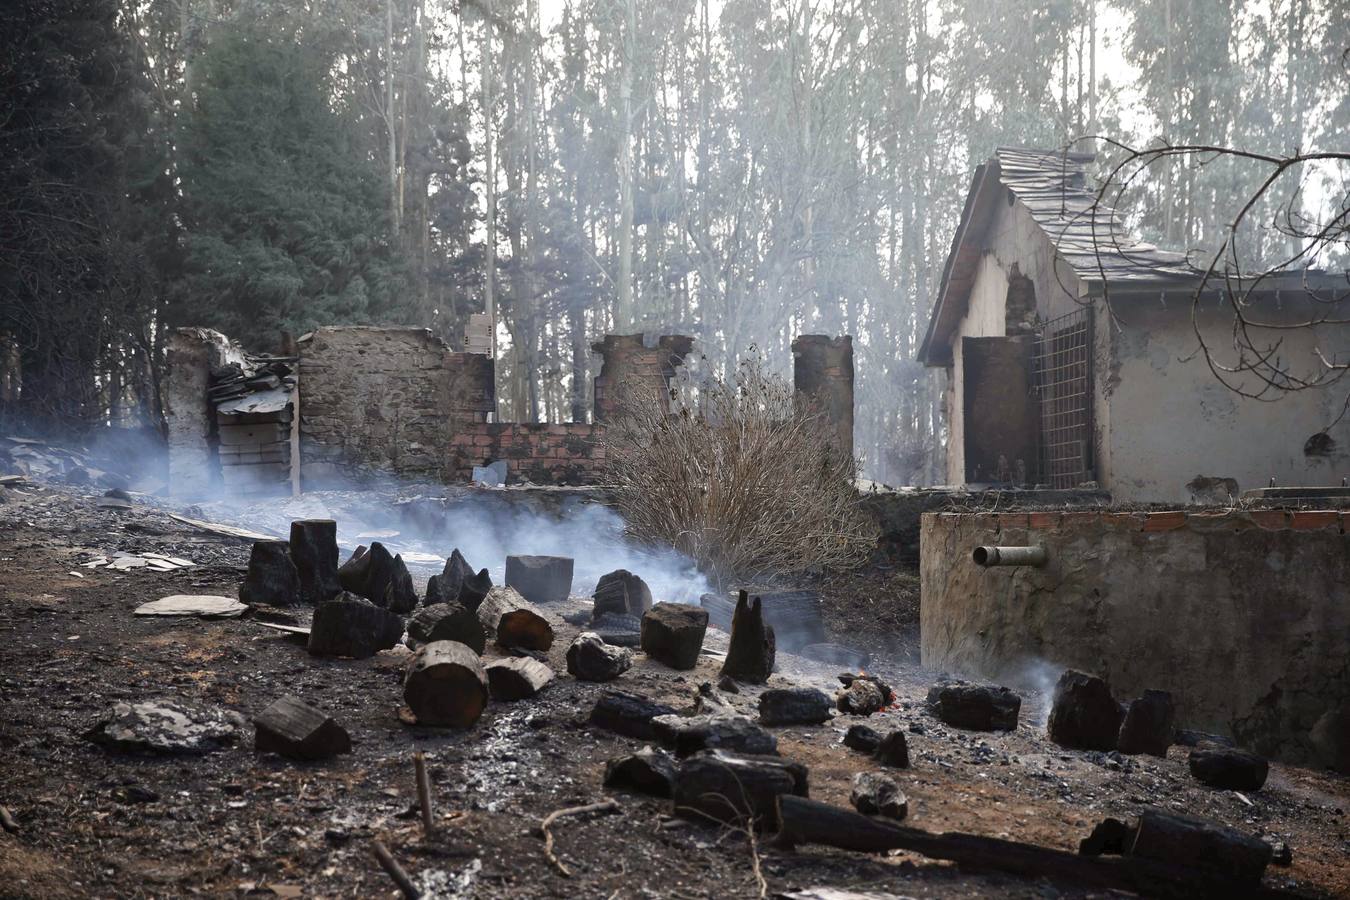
[920,508,1350,771]
[592,334,695,421]
[297,327,460,483]
[164,328,246,498]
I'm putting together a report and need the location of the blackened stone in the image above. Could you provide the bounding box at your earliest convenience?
[1047,669,1122,751]
[1117,689,1175,757]
[567,632,633,682]
[759,688,832,726]
[289,520,341,605]
[843,723,882,754]
[307,593,404,659]
[253,695,351,761]
[926,681,1021,732]
[1188,747,1269,791]
[640,603,709,670]
[850,771,907,819]
[589,692,679,741]
[603,746,679,797]
[874,730,910,768]
[240,540,300,607]
[652,713,778,757]
[504,554,573,605]
[406,602,486,654]
[593,569,653,619]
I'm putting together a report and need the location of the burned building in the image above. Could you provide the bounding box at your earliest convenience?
[918,147,1348,503]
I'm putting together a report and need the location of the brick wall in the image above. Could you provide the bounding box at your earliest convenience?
[298,327,458,482]
[448,422,608,485]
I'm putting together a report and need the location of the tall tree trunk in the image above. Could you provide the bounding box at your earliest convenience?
[615,0,636,330]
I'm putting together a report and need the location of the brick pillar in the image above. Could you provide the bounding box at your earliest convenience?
[164,327,243,497]
[445,351,495,429]
[591,334,694,421]
[792,334,854,464]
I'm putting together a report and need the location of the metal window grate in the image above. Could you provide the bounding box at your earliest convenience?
[1034,308,1093,489]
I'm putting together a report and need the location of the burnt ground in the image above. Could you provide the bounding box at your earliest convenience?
[1,482,1347,900]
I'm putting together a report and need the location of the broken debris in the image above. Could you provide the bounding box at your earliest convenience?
[254,695,352,760]
[133,594,249,618]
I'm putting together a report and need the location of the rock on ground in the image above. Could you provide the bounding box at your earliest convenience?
[567,631,633,682]
[1047,669,1122,751]
[85,700,244,754]
[926,681,1021,731]
[851,771,908,819]
[759,687,833,726]
[1188,747,1270,791]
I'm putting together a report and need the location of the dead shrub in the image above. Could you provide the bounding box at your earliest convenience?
[603,355,877,588]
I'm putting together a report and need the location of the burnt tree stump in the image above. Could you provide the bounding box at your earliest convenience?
[720,591,776,684]
[337,545,369,593]
[406,602,486,654]
[504,554,573,605]
[485,657,554,701]
[338,542,417,613]
[307,593,404,659]
[759,688,832,726]
[927,681,1021,732]
[1187,747,1269,791]
[640,603,708,670]
[1048,669,1123,751]
[239,540,300,607]
[593,569,653,620]
[603,746,679,797]
[1129,809,1273,883]
[477,587,554,651]
[403,640,489,728]
[673,750,807,830]
[426,549,492,611]
[1117,690,1175,757]
[254,695,351,760]
[289,519,341,605]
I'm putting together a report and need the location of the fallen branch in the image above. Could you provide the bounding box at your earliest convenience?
[775,796,1297,899]
[414,752,434,838]
[540,798,619,877]
[372,840,420,899]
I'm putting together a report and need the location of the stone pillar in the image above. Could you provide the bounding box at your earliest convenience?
[591,334,695,422]
[164,328,243,497]
[792,334,854,464]
[445,351,496,429]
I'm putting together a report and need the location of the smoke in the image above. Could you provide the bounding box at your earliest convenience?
[995,656,1065,726]
[186,484,714,605]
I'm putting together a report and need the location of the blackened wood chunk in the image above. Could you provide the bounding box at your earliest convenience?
[1047,669,1122,751]
[431,549,492,611]
[640,603,708,670]
[673,750,805,830]
[289,519,341,604]
[593,569,653,620]
[850,771,907,820]
[406,602,486,654]
[338,542,415,611]
[566,632,633,682]
[477,587,554,651]
[837,679,885,716]
[843,723,882,754]
[485,657,554,701]
[403,640,489,728]
[720,591,776,684]
[603,746,679,797]
[874,730,910,768]
[1079,817,1133,856]
[337,545,369,593]
[776,795,914,853]
[926,681,1021,732]
[1128,808,1273,884]
[589,692,678,740]
[382,554,419,614]
[652,713,777,757]
[254,695,351,760]
[1117,689,1175,757]
[239,540,300,607]
[1187,747,1269,791]
[504,554,573,605]
[307,593,404,659]
[759,688,832,726]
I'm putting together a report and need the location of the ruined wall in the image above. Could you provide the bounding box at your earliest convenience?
[920,509,1350,770]
[297,327,457,483]
[448,423,607,485]
[592,334,695,421]
[1098,297,1349,502]
[944,196,1086,484]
